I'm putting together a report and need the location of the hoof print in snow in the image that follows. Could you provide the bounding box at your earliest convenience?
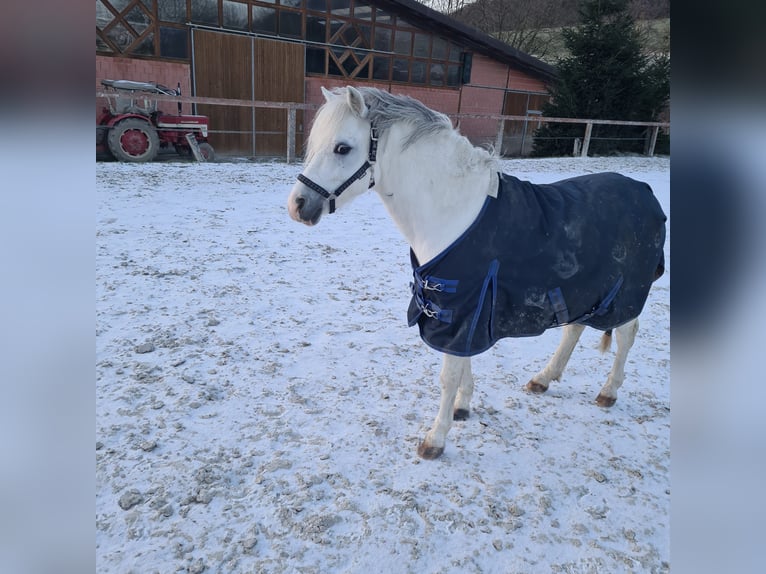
[135,342,155,354]
[118,489,144,510]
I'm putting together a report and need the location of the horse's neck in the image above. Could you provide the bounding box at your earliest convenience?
[374,128,496,264]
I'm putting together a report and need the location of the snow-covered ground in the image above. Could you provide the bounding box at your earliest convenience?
[96,155,669,573]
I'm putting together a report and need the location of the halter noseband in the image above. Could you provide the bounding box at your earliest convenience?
[296,126,379,214]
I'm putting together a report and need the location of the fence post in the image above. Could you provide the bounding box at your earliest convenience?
[581,122,593,157]
[495,119,505,155]
[287,108,296,164]
[645,125,659,157]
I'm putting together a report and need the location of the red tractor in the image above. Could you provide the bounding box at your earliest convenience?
[97,79,215,162]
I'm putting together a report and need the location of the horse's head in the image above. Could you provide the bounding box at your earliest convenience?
[288,86,376,225]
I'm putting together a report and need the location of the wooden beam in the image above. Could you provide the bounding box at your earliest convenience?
[287,108,296,164]
[581,122,593,157]
[495,119,505,155]
[645,126,660,156]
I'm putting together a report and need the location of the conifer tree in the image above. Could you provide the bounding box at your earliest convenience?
[532,0,669,156]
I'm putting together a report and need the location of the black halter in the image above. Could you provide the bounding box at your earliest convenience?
[297,126,379,214]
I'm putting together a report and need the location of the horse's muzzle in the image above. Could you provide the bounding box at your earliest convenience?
[288,186,324,226]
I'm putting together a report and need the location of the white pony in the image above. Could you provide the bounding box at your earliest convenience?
[287,86,666,459]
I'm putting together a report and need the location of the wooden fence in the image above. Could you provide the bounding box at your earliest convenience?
[96,90,670,162]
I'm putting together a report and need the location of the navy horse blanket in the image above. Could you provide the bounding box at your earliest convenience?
[407,172,667,357]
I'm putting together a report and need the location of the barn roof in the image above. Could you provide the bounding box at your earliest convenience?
[375,0,557,83]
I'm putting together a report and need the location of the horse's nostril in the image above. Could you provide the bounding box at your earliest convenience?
[295,196,305,210]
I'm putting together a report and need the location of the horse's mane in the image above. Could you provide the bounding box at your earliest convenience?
[360,88,453,149]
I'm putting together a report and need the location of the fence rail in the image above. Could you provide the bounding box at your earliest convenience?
[96,91,670,162]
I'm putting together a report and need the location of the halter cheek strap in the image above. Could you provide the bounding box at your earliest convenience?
[296,126,379,214]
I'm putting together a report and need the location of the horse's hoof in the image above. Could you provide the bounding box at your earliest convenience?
[596,393,617,408]
[417,442,444,460]
[526,380,548,394]
[453,408,470,421]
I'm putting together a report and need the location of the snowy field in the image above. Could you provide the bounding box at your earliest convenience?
[96,155,670,573]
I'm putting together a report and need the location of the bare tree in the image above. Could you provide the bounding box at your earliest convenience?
[420,0,578,61]
[420,0,473,16]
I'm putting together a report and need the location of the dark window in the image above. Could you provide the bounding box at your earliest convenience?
[132,31,155,56]
[251,6,276,34]
[281,0,303,8]
[340,23,360,45]
[328,50,343,76]
[392,58,409,82]
[158,0,186,23]
[191,0,219,26]
[125,5,151,36]
[413,33,429,58]
[355,60,369,79]
[97,34,113,52]
[306,0,326,11]
[359,23,371,46]
[338,50,356,75]
[279,10,302,37]
[447,65,461,87]
[223,1,248,31]
[96,0,115,28]
[110,0,131,11]
[373,27,391,52]
[432,37,448,60]
[330,0,350,15]
[394,30,411,55]
[306,47,325,73]
[306,15,326,42]
[355,0,372,20]
[429,63,444,86]
[449,44,461,62]
[105,22,134,52]
[411,60,426,84]
[160,26,188,59]
[372,56,390,80]
[375,9,393,24]
[329,19,343,38]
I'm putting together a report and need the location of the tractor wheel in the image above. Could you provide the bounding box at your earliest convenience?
[174,143,191,158]
[198,142,216,162]
[107,118,160,163]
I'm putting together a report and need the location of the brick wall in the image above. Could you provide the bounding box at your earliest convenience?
[468,54,509,88]
[455,56,506,146]
[96,56,192,117]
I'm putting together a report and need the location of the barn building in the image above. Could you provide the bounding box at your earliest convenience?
[96,0,555,158]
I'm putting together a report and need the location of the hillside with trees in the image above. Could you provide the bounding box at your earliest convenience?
[530,0,670,156]
[422,0,669,63]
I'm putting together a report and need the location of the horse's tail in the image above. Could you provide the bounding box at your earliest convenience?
[598,330,613,353]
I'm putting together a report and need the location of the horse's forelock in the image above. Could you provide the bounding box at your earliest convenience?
[305,95,354,163]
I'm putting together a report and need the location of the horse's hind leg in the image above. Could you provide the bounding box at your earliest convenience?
[596,318,638,407]
[526,324,586,394]
[453,359,474,421]
[418,354,470,459]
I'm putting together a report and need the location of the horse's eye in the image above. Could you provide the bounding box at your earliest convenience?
[333,143,352,155]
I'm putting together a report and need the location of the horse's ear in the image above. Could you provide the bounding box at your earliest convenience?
[321,86,334,102]
[346,86,369,119]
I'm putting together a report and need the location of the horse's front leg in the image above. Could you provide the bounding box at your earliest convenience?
[418,354,471,459]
